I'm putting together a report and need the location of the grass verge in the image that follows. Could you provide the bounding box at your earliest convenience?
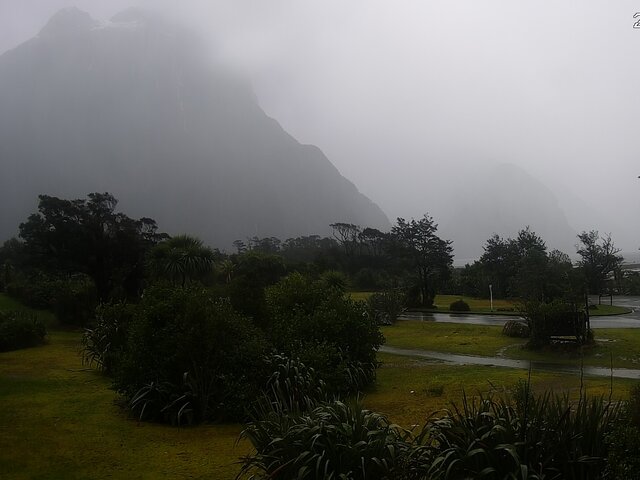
[382,320,520,357]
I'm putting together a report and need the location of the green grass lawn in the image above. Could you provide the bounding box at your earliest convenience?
[2,294,637,479]
[384,319,640,370]
[0,292,58,326]
[0,331,247,480]
[504,328,640,369]
[348,291,374,302]
[365,352,636,428]
[2,332,632,479]
[349,292,517,312]
[382,321,519,356]
[350,292,631,316]
[588,304,632,316]
[431,294,517,313]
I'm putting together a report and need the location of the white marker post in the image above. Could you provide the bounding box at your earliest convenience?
[489,284,493,312]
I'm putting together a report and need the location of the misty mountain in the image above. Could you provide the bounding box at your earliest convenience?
[434,163,577,261]
[0,7,389,247]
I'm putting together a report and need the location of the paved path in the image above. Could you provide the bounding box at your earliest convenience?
[380,345,640,379]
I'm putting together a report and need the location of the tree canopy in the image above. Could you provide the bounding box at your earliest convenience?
[576,230,623,294]
[18,193,164,301]
[390,215,453,307]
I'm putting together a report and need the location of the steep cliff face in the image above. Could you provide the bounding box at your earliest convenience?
[0,8,389,245]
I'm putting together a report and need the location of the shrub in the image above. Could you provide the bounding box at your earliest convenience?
[265,273,384,394]
[6,271,56,309]
[82,301,135,374]
[115,284,270,423]
[50,274,97,326]
[502,319,530,338]
[367,288,407,325]
[318,270,349,293]
[7,272,96,326]
[449,298,470,312]
[521,300,589,347]
[0,311,47,352]
[605,385,640,479]
[424,387,621,480]
[352,268,387,291]
[240,398,410,479]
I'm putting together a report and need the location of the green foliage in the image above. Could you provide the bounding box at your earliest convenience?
[129,378,196,426]
[502,320,530,338]
[604,384,640,479]
[82,301,135,374]
[18,193,163,301]
[147,235,217,286]
[473,229,575,302]
[367,288,407,325]
[318,269,349,293]
[7,272,96,325]
[449,298,470,312]
[520,300,589,348]
[390,215,453,307]
[352,267,388,290]
[226,251,287,320]
[115,284,270,423]
[423,385,620,480]
[576,231,623,295]
[265,273,384,394]
[0,310,46,352]
[240,397,410,480]
[50,274,97,326]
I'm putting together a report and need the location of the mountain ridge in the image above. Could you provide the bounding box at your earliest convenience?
[0,7,390,247]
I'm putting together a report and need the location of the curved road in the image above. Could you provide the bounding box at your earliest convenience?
[380,345,640,379]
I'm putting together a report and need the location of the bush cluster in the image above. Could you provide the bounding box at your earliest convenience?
[240,379,623,479]
[0,311,47,352]
[7,273,96,326]
[367,289,407,325]
[265,273,384,395]
[82,273,384,424]
[449,298,470,312]
[502,319,530,338]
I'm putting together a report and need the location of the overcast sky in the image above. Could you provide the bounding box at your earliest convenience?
[2,1,639,252]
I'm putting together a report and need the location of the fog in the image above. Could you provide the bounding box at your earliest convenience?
[2,1,639,257]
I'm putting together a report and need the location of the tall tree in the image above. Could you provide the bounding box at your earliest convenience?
[576,231,623,294]
[390,215,453,307]
[477,227,571,301]
[19,193,163,301]
[330,223,361,257]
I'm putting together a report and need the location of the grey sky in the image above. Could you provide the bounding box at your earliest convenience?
[2,1,639,252]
